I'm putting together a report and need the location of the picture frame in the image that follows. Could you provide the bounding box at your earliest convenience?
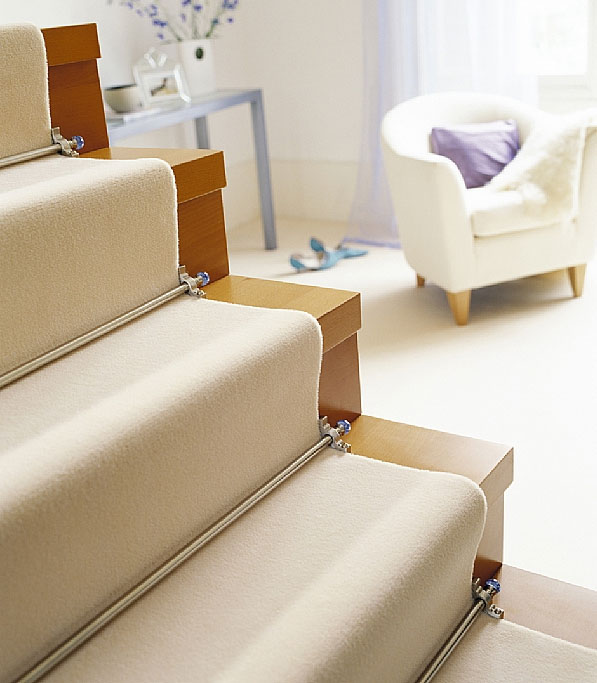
[133,49,190,108]
[136,65,190,107]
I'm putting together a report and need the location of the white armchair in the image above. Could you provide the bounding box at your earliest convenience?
[381,92,597,324]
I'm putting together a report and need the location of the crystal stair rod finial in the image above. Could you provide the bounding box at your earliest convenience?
[335,419,351,436]
[319,417,352,452]
[416,578,505,683]
[0,127,85,169]
[196,271,210,286]
[51,127,84,157]
[473,577,504,620]
[178,267,210,297]
[71,135,85,151]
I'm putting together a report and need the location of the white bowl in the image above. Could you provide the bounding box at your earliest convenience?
[104,84,143,113]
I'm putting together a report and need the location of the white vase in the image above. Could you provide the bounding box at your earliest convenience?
[176,39,216,98]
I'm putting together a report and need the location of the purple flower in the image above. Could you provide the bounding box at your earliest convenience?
[110,0,240,39]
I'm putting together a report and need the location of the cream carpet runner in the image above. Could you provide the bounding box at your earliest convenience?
[0,24,51,157]
[39,453,486,683]
[0,22,595,683]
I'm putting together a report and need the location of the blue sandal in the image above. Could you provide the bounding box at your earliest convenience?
[309,237,368,260]
[290,238,368,271]
[290,250,342,271]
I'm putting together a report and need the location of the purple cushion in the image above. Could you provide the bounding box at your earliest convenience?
[430,119,520,188]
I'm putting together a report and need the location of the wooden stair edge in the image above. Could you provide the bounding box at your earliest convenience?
[42,24,101,66]
[82,147,227,202]
[346,414,513,504]
[204,275,361,353]
[495,564,597,650]
[43,24,109,154]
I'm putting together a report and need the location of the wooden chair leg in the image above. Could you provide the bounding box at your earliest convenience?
[446,290,471,325]
[416,274,425,288]
[568,264,586,297]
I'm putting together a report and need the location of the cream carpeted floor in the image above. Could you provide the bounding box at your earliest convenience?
[228,217,597,592]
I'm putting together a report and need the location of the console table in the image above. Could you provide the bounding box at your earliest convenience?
[107,88,277,250]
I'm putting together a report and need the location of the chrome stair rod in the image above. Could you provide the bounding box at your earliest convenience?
[0,143,62,169]
[415,578,504,683]
[0,268,210,390]
[0,128,84,169]
[16,418,351,683]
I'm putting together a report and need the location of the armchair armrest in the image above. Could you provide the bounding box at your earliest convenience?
[577,128,597,251]
[381,137,475,292]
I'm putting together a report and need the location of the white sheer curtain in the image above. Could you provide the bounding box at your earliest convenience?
[418,0,537,99]
[345,0,418,247]
[346,0,536,247]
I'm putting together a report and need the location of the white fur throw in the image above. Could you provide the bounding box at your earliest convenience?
[488,111,596,225]
[0,24,51,157]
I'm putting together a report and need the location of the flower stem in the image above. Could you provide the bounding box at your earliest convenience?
[205,0,226,38]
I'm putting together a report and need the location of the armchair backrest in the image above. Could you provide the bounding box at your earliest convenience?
[382,92,541,157]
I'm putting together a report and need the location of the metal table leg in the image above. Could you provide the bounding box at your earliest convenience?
[250,90,277,250]
[195,116,210,149]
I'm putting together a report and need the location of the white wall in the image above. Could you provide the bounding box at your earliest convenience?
[225,1,364,227]
[2,1,364,228]
[230,2,363,164]
[1,2,154,85]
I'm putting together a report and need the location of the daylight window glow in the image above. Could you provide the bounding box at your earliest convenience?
[522,0,589,75]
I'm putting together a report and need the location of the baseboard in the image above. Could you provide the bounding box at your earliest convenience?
[111,125,358,231]
[271,159,358,223]
[223,158,359,231]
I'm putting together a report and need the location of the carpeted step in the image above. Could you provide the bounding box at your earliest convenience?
[0,23,181,378]
[0,154,179,376]
[39,451,486,683]
[434,612,597,682]
[0,297,323,681]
